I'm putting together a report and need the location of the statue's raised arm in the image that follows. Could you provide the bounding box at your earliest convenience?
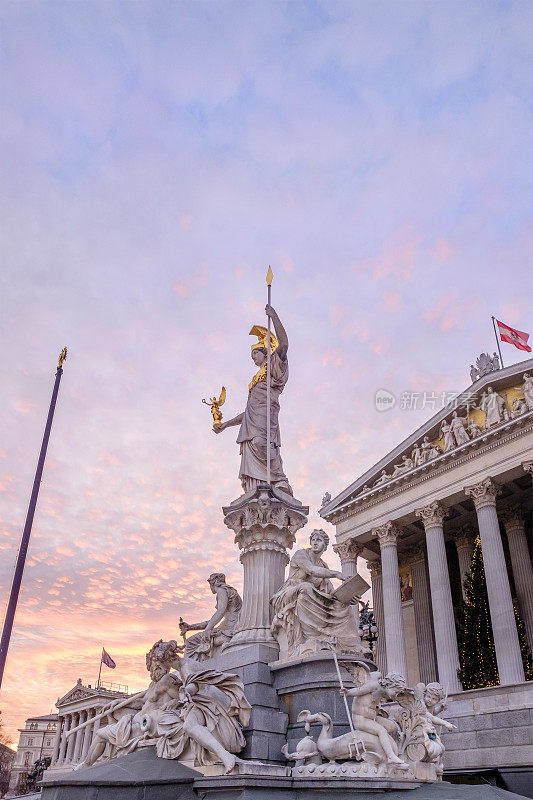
[213,304,292,495]
[265,304,288,359]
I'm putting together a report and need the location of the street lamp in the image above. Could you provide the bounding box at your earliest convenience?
[358,601,378,654]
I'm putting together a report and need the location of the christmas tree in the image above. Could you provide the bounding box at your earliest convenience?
[457,536,533,688]
[457,537,499,689]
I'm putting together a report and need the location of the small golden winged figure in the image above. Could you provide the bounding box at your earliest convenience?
[202,386,226,427]
[58,347,68,369]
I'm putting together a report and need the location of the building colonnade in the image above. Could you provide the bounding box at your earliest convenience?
[53,707,102,766]
[334,468,533,691]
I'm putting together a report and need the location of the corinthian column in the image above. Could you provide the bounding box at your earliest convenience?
[368,559,386,674]
[81,709,94,760]
[501,506,533,653]
[223,485,308,648]
[465,478,524,685]
[52,717,62,763]
[415,502,461,692]
[65,713,77,761]
[333,539,362,578]
[453,527,474,600]
[373,522,408,678]
[409,547,437,684]
[58,714,70,763]
[334,539,362,627]
[73,711,86,762]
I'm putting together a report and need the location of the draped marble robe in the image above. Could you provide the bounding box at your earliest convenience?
[271,547,366,659]
[237,349,290,492]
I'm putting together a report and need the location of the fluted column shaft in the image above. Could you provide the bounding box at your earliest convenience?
[374,522,408,677]
[81,709,94,759]
[224,487,308,648]
[369,561,386,674]
[334,539,362,626]
[503,507,533,652]
[466,478,525,685]
[58,715,70,762]
[239,546,288,636]
[454,530,474,601]
[410,550,438,684]
[416,502,461,692]
[73,711,85,762]
[65,713,77,761]
[52,717,62,762]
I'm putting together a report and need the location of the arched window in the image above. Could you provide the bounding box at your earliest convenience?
[24,752,31,765]
[27,738,34,747]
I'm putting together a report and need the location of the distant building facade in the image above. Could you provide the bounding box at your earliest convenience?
[322,357,533,796]
[8,714,57,795]
[49,679,127,773]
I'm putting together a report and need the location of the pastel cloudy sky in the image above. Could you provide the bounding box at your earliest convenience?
[1,1,532,742]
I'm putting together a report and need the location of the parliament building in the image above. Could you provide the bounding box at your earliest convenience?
[322,356,533,797]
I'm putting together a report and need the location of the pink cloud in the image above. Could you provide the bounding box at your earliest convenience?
[422,294,466,332]
[179,213,193,230]
[430,238,454,261]
[14,398,38,414]
[353,227,421,281]
[330,304,348,327]
[379,290,402,313]
[321,349,344,367]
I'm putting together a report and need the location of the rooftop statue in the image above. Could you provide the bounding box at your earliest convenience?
[214,304,292,494]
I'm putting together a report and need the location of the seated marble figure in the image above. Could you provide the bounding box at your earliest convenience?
[270,528,369,660]
[179,573,242,661]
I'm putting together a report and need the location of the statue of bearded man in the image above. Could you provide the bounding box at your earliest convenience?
[213,304,291,494]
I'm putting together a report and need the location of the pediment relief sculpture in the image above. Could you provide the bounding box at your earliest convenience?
[356,379,531,502]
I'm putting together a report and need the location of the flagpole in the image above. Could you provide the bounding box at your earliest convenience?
[491,316,505,368]
[266,267,273,485]
[97,650,103,690]
[0,348,67,689]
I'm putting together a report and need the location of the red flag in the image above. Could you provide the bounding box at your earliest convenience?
[101,648,116,669]
[496,320,532,353]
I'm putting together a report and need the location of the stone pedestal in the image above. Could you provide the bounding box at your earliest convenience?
[207,643,289,763]
[270,652,376,755]
[223,485,308,648]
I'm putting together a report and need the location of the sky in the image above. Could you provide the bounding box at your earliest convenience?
[1,0,533,744]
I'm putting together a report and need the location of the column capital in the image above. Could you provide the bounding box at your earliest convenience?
[464,477,501,510]
[415,501,447,530]
[373,521,401,549]
[332,538,362,564]
[367,557,382,578]
[500,504,525,532]
[400,544,425,566]
[452,525,475,550]
[523,461,533,476]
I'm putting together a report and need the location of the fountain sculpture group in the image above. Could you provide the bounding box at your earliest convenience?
[41,303,504,800]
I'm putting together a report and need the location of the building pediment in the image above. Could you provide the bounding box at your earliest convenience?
[321,357,533,523]
[56,685,98,707]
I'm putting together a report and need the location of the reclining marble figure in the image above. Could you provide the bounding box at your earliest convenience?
[271,528,369,659]
[76,639,251,774]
